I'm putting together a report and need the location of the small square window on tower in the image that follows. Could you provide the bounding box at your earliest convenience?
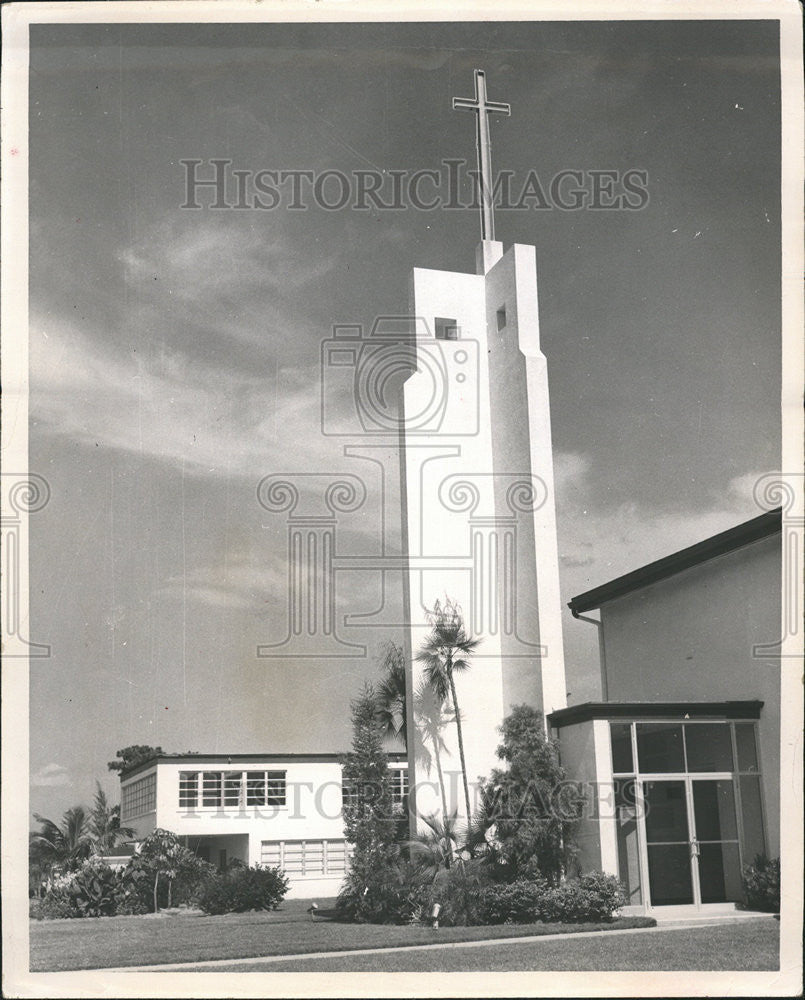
[434,317,459,340]
[496,306,507,330]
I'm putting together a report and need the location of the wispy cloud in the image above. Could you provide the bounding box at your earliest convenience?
[30,312,346,479]
[155,558,289,611]
[556,460,773,598]
[118,217,335,304]
[31,763,71,788]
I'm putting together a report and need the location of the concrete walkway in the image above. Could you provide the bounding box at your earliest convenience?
[105,913,777,973]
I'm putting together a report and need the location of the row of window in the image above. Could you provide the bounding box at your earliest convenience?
[610,721,759,776]
[179,770,287,808]
[177,767,409,809]
[120,773,156,820]
[260,838,354,877]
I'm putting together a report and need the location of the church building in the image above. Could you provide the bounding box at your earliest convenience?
[114,70,782,914]
[396,68,782,916]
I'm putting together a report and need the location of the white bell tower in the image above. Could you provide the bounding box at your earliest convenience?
[400,71,567,828]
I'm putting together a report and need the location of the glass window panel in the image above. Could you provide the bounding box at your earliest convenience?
[246,772,266,806]
[179,771,199,807]
[223,772,242,806]
[692,780,738,842]
[202,772,222,806]
[647,844,693,905]
[615,779,642,904]
[636,723,685,772]
[739,775,766,863]
[698,842,743,903]
[610,723,634,773]
[644,780,689,842]
[735,724,759,772]
[684,723,733,772]
[266,771,286,806]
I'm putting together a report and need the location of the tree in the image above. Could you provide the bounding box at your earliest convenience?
[376,641,407,748]
[475,704,585,883]
[336,683,400,918]
[30,806,93,874]
[405,811,464,881]
[89,782,136,855]
[416,598,480,824]
[107,745,163,774]
[136,828,185,912]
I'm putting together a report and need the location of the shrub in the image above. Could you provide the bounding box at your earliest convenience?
[538,872,626,923]
[426,860,493,927]
[113,891,150,916]
[68,858,120,917]
[742,854,780,912]
[171,851,217,907]
[30,894,82,920]
[336,856,429,924]
[475,877,549,925]
[196,864,289,915]
[32,858,122,919]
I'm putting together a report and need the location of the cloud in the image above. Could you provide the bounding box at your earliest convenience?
[29,312,349,480]
[118,217,336,304]
[553,451,591,494]
[155,558,289,611]
[557,476,771,601]
[31,763,71,788]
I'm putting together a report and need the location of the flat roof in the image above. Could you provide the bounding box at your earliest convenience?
[568,507,781,615]
[547,700,764,729]
[121,751,408,780]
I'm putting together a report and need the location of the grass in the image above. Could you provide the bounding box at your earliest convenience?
[210,919,781,973]
[30,897,656,972]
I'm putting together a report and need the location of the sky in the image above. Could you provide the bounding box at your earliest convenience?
[26,18,781,820]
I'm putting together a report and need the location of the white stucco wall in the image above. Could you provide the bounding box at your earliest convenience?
[120,758,406,899]
[599,533,781,854]
[402,241,567,828]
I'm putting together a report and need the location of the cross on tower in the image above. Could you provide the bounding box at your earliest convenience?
[452,69,511,242]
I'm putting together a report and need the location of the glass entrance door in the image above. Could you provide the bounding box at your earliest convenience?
[642,777,743,907]
[643,779,694,905]
[690,779,743,904]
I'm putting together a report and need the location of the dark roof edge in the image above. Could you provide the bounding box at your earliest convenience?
[120,751,408,780]
[568,508,782,614]
[547,700,764,729]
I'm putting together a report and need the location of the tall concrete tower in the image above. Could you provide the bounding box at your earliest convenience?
[401,71,566,828]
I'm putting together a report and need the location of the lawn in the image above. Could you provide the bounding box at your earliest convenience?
[210,919,781,973]
[29,898,655,972]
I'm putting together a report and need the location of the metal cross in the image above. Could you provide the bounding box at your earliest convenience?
[452,69,511,241]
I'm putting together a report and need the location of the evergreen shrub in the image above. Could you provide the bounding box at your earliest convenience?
[196,864,289,915]
[741,854,780,912]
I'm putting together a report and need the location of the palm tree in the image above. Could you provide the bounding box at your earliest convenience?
[89,782,135,855]
[405,811,464,881]
[416,598,480,823]
[30,805,92,874]
[376,641,407,747]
